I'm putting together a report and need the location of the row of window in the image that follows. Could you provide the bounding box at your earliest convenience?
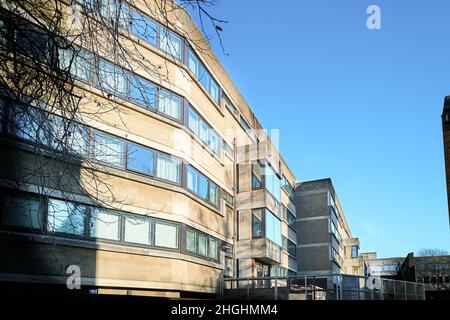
[282,236,296,257]
[417,276,450,284]
[281,205,296,228]
[79,0,220,104]
[251,208,282,247]
[0,191,220,261]
[281,176,295,200]
[330,219,342,242]
[1,101,224,208]
[252,161,282,203]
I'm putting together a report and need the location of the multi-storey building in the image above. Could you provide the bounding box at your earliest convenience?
[361,252,404,279]
[0,0,298,298]
[295,179,362,278]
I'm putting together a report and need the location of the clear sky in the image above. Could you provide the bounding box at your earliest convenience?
[198,0,450,258]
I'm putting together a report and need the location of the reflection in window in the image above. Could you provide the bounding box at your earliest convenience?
[154,220,179,249]
[156,153,180,184]
[1,194,43,229]
[90,209,120,241]
[127,143,153,175]
[93,131,126,167]
[124,215,149,245]
[47,199,86,236]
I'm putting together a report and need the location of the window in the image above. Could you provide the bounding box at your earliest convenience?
[98,60,128,96]
[208,183,218,205]
[209,78,220,102]
[124,215,150,245]
[90,209,120,241]
[252,209,263,238]
[158,89,181,121]
[287,239,296,257]
[186,166,198,193]
[154,220,179,249]
[240,116,250,132]
[287,210,296,227]
[265,164,281,203]
[10,105,45,144]
[93,131,126,167]
[209,130,219,155]
[198,233,207,257]
[1,193,43,229]
[156,153,180,184]
[188,49,200,78]
[351,245,359,258]
[223,141,233,160]
[265,209,282,246]
[130,76,156,109]
[48,115,89,156]
[208,238,218,259]
[47,199,86,236]
[127,143,153,175]
[159,27,182,60]
[187,107,200,135]
[186,228,197,253]
[199,120,209,145]
[199,65,210,92]
[58,47,92,82]
[222,191,233,207]
[282,175,295,199]
[198,174,208,200]
[131,9,157,45]
[252,162,264,189]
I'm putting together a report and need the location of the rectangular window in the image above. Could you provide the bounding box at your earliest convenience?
[186,228,197,253]
[124,215,150,245]
[199,120,209,145]
[2,193,43,229]
[198,233,207,257]
[47,199,86,236]
[159,27,182,60]
[187,107,200,136]
[351,245,359,258]
[209,78,220,103]
[252,162,264,189]
[252,209,263,238]
[98,60,128,96]
[287,239,296,257]
[209,130,219,155]
[131,10,157,45]
[208,182,218,206]
[198,174,208,200]
[186,166,198,193]
[208,238,218,259]
[90,209,120,241]
[265,164,281,203]
[265,209,282,246]
[127,143,153,175]
[130,76,156,109]
[199,65,210,91]
[48,115,89,156]
[223,141,233,160]
[58,48,92,82]
[10,105,43,143]
[154,220,179,249]
[158,89,182,121]
[93,131,125,167]
[188,49,200,78]
[156,153,180,184]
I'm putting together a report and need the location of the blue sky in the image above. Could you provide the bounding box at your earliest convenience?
[198,0,450,258]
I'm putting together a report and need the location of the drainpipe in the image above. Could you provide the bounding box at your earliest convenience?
[233,137,238,278]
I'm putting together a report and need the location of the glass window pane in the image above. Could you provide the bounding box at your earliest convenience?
[93,131,125,167]
[158,89,181,120]
[90,209,120,241]
[131,10,157,45]
[154,220,178,249]
[186,166,198,193]
[124,215,149,245]
[159,28,181,60]
[208,238,217,259]
[199,120,209,145]
[188,49,199,78]
[252,162,263,189]
[186,229,197,253]
[130,76,156,109]
[127,143,153,175]
[199,65,210,91]
[265,209,282,246]
[209,130,219,155]
[187,107,199,135]
[198,174,208,200]
[2,194,43,229]
[209,78,219,103]
[10,105,40,143]
[156,153,180,184]
[47,199,86,235]
[98,60,128,95]
[198,233,207,256]
[252,209,262,238]
[208,182,218,206]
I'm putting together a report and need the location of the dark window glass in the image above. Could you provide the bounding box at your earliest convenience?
[127,143,153,175]
[252,209,263,238]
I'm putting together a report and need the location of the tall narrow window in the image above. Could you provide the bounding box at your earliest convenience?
[47,199,86,236]
[187,107,199,136]
[188,49,200,78]
[127,143,153,175]
[186,166,198,193]
[159,27,182,60]
[208,238,218,259]
[186,228,197,253]
[210,78,220,103]
[252,209,263,238]
[198,174,208,200]
[209,130,219,155]
[156,153,180,184]
[252,162,264,189]
[265,209,282,246]
[199,120,209,145]
[158,89,181,121]
[208,183,218,206]
[198,233,207,257]
[131,10,157,45]
[130,76,156,109]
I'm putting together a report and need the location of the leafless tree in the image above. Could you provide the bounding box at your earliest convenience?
[0,0,226,239]
[417,248,450,291]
